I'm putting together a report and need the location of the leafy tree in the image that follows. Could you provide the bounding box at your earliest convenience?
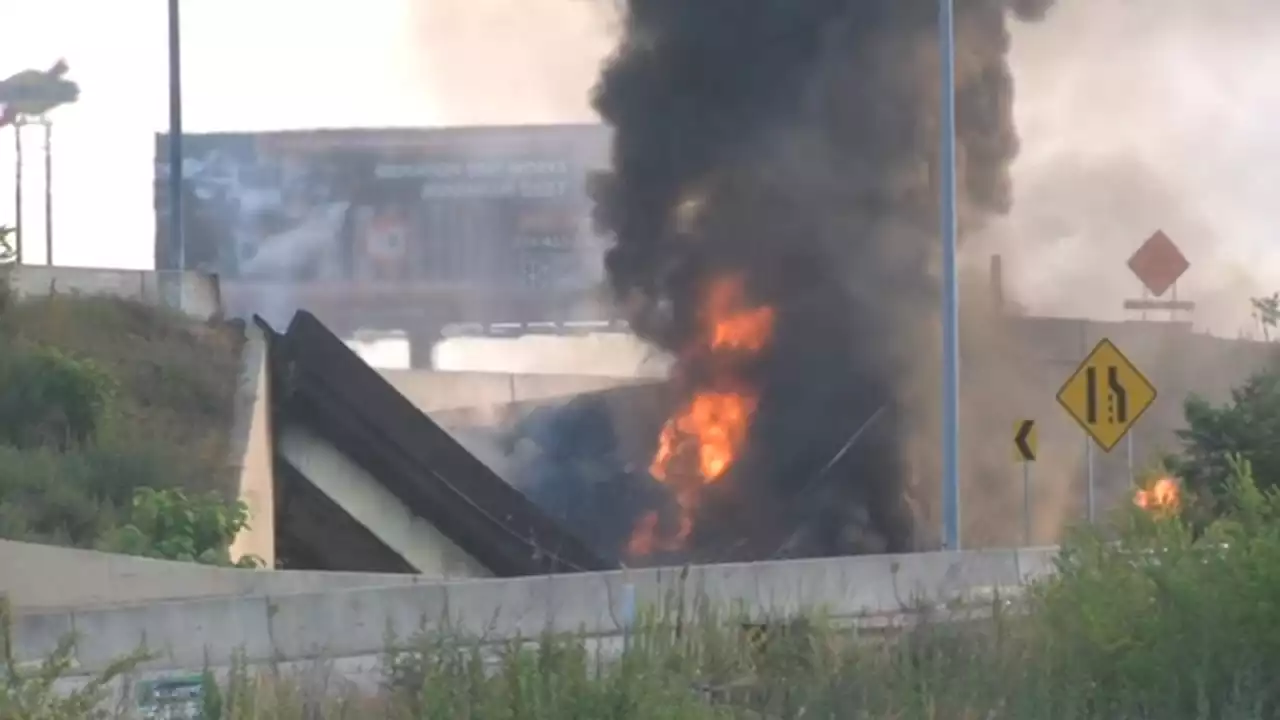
[1169,365,1280,517]
[97,487,262,568]
[1253,292,1280,341]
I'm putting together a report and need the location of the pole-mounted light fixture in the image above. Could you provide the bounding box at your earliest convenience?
[0,59,78,265]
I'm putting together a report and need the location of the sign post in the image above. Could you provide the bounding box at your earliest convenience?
[1056,338,1158,520]
[1086,439,1095,521]
[1127,433,1135,487]
[1013,419,1037,545]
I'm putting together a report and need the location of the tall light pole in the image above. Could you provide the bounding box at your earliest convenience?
[13,124,22,263]
[43,118,52,263]
[1,60,77,265]
[939,0,961,550]
[168,0,185,272]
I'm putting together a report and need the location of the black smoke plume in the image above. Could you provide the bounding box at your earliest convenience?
[589,0,1056,557]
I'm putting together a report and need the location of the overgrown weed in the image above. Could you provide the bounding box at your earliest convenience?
[0,292,244,556]
[8,461,1280,718]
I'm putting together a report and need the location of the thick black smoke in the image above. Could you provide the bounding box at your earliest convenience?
[589,0,1056,556]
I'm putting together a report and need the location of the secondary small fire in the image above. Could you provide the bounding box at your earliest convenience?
[1135,476,1181,514]
[629,274,775,557]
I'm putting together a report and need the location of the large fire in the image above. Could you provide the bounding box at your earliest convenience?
[1134,476,1181,514]
[627,275,775,558]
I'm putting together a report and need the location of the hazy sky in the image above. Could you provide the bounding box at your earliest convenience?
[0,0,442,269]
[994,0,1280,332]
[2,0,1278,338]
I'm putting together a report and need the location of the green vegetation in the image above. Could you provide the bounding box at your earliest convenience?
[98,487,259,568]
[7,288,1280,716]
[3,463,1280,718]
[6,363,1280,717]
[1169,335,1280,527]
[1250,292,1280,341]
[1172,370,1280,510]
[0,277,253,566]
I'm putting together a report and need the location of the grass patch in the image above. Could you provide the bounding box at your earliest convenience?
[10,465,1280,718]
[0,282,245,552]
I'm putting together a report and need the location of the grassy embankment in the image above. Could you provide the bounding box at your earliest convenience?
[0,280,245,558]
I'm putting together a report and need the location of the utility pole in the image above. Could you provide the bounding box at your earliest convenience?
[938,0,961,550]
[168,0,185,272]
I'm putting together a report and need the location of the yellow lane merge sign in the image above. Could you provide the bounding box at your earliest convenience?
[1056,338,1157,452]
[1013,420,1037,462]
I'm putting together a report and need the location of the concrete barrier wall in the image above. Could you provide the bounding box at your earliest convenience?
[380,369,656,422]
[227,324,276,566]
[1,265,223,320]
[12,547,1059,673]
[0,540,433,610]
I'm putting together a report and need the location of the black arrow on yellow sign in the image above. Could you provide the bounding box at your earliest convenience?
[1014,420,1037,462]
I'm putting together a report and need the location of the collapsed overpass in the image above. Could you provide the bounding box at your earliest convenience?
[259,311,614,577]
[234,299,1280,573]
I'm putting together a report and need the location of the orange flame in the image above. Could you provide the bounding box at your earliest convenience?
[628,275,774,558]
[704,279,775,353]
[1135,476,1181,514]
[650,392,759,481]
[626,511,660,557]
[626,509,693,557]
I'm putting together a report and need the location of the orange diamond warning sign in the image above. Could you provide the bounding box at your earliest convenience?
[1128,230,1189,297]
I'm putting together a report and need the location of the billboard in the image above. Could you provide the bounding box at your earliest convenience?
[154,124,613,332]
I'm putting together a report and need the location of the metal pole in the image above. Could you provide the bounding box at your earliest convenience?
[168,0,185,272]
[1086,436,1095,522]
[13,122,23,263]
[939,0,962,550]
[43,119,52,265]
[1023,461,1031,546]
[1126,432,1135,485]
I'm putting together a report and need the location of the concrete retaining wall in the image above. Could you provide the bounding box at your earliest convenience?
[0,540,431,610]
[12,547,1059,674]
[0,265,223,320]
[227,324,276,566]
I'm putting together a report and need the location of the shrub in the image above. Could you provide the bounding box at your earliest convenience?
[0,344,117,451]
[0,293,243,499]
[1170,363,1280,514]
[0,292,244,559]
[0,445,125,547]
[97,487,262,568]
[1027,455,1280,718]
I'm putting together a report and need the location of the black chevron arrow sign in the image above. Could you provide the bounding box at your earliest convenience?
[1014,420,1037,462]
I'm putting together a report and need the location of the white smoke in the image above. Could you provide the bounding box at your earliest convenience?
[990,0,1280,335]
[408,0,618,126]
[433,333,671,377]
[400,0,655,376]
